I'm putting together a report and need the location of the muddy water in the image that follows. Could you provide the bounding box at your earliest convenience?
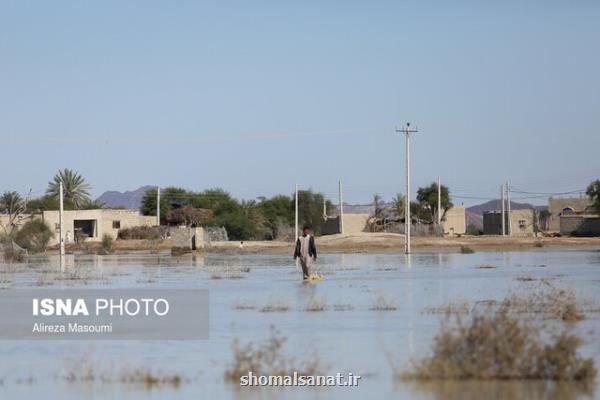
[0,249,599,400]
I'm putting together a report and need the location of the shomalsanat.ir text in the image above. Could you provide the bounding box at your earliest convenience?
[240,371,361,387]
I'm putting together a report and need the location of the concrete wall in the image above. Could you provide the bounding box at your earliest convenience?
[321,216,340,236]
[548,197,592,232]
[442,205,466,235]
[42,209,155,245]
[483,209,535,236]
[170,226,205,249]
[560,215,600,236]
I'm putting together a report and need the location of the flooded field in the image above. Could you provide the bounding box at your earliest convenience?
[0,249,599,400]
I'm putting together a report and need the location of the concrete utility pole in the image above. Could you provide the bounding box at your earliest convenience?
[506,181,512,236]
[437,176,442,225]
[156,187,161,226]
[501,183,506,236]
[59,182,65,259]
[396,122,419,254]
[338,180,344,234]
[295,183,299,240]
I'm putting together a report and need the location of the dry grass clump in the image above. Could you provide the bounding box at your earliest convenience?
[333,303,354,312]
[207,265,248,280]
[460,246,475,254]
[476,264,496,269]
[500,282,584,322]
[399,310,596,381]
[224,326,322,383]
[424,299,472,315]
[305,297,328,312]
[515,274,537,282]
[63,357,187,388]
[3,247,26,262]
[260,300,291,313]
[231,300,256,310]
[371,293,397,311]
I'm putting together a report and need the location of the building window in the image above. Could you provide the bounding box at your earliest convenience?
[112,220,121,229]
[518,219,526,229]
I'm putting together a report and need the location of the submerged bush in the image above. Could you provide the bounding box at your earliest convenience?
[14,220,54,253]
[400,310,596,381]
[224,326,321,383]
[99,234,113,254]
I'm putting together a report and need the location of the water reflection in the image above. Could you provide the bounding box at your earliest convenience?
[403,380,595,400]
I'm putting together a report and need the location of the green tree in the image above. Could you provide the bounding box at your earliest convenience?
[258,195,293,239]
[586,180,600,214]
[0,191,26,237]
[46,169,91,209]
[416,183,453,223]
[140,187,189,224]
[392,193,405,219]
[296,189,332,236]
[15,219,54,253]
[25,195,60,212]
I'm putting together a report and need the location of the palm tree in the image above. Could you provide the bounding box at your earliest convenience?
[0,191,26,236]
[392,193,406,219]
[46,169,91,209]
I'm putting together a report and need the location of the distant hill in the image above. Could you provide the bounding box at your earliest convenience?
[96,185,154,209]
[466,200,547,230]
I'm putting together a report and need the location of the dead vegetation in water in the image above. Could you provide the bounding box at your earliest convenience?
[499,282,586,322]
[260,300,291,313]
[424,299,472,315]
[397,310,597,381]
[460,246,475,254]
[63,357,188,388]
[476,264,496,269]
[224,326,322,383]
[231,300,256,310]
[305,297,328,312]
[206,265,249,280]
[333,302,355,312]
[371,293,397,311]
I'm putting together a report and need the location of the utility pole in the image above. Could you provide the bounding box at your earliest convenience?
[501,183,506,236]
[156,187,161,226]
[506,181,512,236]
[396,122,419,254]
[437,176,442,225]
[338,180,344,234]
[59,182,65,259]
[295,183,299,240]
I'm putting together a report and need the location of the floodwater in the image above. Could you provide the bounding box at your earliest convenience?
[1,249,599,400]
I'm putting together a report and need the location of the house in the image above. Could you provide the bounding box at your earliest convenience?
[483,209,535,236]
[560,214,600,236]
[548,197,593,232]
[41,209,156,245]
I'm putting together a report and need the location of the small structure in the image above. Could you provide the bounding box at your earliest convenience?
[170,226,205,251]
[483,209,535,236]
[560,214,600,236]
[548,197,593,232]
[42,209,155,245]
[442,205,466,235]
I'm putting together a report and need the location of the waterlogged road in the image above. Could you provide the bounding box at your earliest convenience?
[0,249,599,400]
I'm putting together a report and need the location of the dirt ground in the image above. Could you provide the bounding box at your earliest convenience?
[52,233,600,256]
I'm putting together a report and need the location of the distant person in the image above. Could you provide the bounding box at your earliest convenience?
[294,225,317,280]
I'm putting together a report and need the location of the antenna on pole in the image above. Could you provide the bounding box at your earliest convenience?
[395,122,419,254]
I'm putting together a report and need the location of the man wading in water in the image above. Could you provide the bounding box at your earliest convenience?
[294,225,317,280]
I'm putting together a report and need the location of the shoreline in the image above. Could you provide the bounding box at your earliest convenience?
[44,233,600,256]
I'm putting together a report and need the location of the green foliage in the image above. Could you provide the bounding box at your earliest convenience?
[100,234,113,254]
[416,183,453,223]
[466,224,482,236]
[392,193,405,219]
[586,179,600,214]
[0,191,24,215]
[15,219,54,253]
[46,168,91,209]
[296,189,332,236]
[140,187,188,224]
[26,195,60,212]
[258,195,293,240]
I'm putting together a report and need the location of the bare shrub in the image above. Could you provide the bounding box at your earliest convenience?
[224,326,322,383]
[500,282,584,322]
[399,310,596,381]
[118,226,165,240]
[3,245,26,262]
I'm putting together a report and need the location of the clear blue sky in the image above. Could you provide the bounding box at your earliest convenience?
[1,1,599,205]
